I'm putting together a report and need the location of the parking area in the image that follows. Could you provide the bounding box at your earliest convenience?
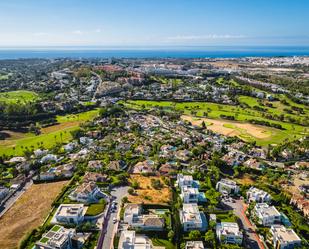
[220,197,264,249]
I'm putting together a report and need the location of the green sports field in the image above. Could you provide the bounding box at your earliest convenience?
[0,109,100,156]
[0,90,39,104]
[122,99,308,146]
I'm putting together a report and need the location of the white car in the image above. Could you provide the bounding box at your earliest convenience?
[113,217,117,223]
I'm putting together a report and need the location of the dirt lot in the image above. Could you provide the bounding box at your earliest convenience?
[128,175,172,205]
[236,174,255,185]
[181,115,271,139]
[0,181,68,249]
[40,121,80,134]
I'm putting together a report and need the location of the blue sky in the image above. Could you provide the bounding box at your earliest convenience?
[0,0,308,47]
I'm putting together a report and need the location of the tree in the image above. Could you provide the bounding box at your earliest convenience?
[188,230,201,240]
[167,230,174,242]
[128,188,135,195]
[204,230,216,247]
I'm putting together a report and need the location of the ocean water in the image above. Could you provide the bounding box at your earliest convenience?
[0,46,309,59]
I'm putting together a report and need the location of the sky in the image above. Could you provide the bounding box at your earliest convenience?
[0,0,308,47]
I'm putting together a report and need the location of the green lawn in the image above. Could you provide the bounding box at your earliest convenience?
[0,90,39,104]
[152,238,175,249]
[122,100,307,146]
[85,203,106,216]
[0,109,100,156]
[57,109,99,123]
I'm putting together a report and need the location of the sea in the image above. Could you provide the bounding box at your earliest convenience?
[0,46,309,59]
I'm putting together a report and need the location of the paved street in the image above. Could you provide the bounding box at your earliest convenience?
[98,186,128,249]
[0,179,33,218]
[221,198,264,249]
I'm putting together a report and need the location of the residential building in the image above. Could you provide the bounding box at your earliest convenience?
[180,203,207,232]
[254,203,281,226]
[177,174,199,188]
[118,230,152,249]
[52,204,87,225]
[132,160,155,174]
[69,182,105,203]
[270,225,301,249]
[181,186,199,203]
[216,222,243,245]
[247,187,271,203]
[185,241,204,249]
[216,179,239,195]
[123,204,164,231]
[0,186,9,201]
[290,194,309,218]
[35,225,76,249]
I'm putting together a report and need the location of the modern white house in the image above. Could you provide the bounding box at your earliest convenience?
[247,187,271,203]
[123,204,164,231]
[216,222,243,245]
[52,204,87,225]
[180,203,207,232]
[216,179,239,195]
[254,203,281,226]
[177,174,199,188]
[270,225,301,249]
[181,186,200,203]
[185,241,204,249]
[69,181,105,203]
[118,230,153,249]
[35,225,76,249]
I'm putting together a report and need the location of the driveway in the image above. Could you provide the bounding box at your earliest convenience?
[97,186,129,249]
[221,198,264,249]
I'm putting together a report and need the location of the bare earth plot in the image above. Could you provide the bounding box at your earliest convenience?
[0,181,68,249]
[128,175,172,205]
[181,115,272,140]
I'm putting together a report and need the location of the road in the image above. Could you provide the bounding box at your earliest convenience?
[221,198,264,249]
[97,186,129,249]
[0,179,33,218]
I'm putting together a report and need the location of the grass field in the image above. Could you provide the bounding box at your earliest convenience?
[0,181,68,249]
[128,175,172,205]
[123,100,308,146]
[0,90,39,104]
[0,109,99,156]
[85,203,106,216]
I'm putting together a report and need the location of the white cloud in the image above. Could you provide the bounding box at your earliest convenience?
[94,28,101,33]
[72,30,83,35]
[32,32,50,37]
[167,34,246,41]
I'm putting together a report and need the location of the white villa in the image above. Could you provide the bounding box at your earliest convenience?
[123,204,164,231]
[118,230,156,249]
[270,225,301,249]
[247,187,272,203]
[69,181,105,203]
[177,174,199,188]
[180,203,206,232]
[177,174,206,203]
[254,203,281,226]
[216,222,243,245]
[216,179,239,195]
[185,241,204,249]
[52,204,87,225]
[35,225,76,249]
[181,186,200,203]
